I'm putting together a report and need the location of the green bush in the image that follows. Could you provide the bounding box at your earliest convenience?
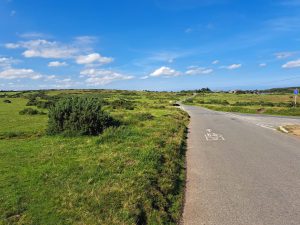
[3,99,11,103]
[19,108,42,115]
[36,100,55,109]
[206,99,230,105]
[111,98,135,110]
[135,112,154,121]
[47,96,118,136]
[184,98,194,103]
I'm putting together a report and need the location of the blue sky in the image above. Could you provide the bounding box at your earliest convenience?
[1,0,300,91]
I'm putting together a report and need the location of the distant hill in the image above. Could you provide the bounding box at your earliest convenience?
[263,87,300,94]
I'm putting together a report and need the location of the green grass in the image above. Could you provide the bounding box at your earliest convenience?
[183,93,300,116]
[0,90,188,225]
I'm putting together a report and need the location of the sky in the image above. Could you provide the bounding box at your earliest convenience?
[1,0,300,91]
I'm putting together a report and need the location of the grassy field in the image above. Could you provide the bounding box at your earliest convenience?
[0,90,188,225]
[183,92,300,116]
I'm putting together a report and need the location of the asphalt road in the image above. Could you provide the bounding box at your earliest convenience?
[181,105,300,225]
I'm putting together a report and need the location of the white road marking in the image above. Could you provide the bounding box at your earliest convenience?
[205,129,225,141]
[256,123,276,131]
[222,112,279,131]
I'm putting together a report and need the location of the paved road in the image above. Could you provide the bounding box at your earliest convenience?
[181,105,300,225]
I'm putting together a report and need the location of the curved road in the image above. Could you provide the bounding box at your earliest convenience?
[181,105,300,225]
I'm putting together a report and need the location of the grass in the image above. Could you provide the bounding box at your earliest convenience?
[0,90,188,225]
[183,93,300,116]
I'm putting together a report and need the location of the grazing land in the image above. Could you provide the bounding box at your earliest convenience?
[0,90,188,225]
[183,92,300,116]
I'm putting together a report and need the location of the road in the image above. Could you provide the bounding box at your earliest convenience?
[181,105,300,225]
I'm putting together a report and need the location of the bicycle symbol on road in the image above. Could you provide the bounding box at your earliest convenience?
[205,129,225,141]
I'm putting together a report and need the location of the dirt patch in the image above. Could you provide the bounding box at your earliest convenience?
[257,108,266,114]
[284,125,300,136]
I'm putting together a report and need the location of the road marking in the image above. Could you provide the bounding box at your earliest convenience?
[205,129,225,141]
[256,123,276,131]
[223,112,278,131]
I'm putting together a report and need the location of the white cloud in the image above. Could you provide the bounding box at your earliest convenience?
[5,43,20,49]
[148,51,190,63]
[44,75,56,80]
[212,60,219,64]
[259,63,267,67]
[5,39,79,59]
[150,66,181,77]
[223,64,242,70]
[0,68,42,80]
[134,50,192,68]
[0,57,18,69]
[282,59,300,68]
[140,76,149,79]
[76,53,113,65]
[48,61,68,67]
[275,52,295,59]
[80,68,133,85]
[185,66,213,75]
[73,36,97,45]
[19,32,46,39]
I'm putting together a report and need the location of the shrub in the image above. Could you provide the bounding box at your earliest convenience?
[111,98,135,110]
[3,99,11,103]
[207,99,230,105]
[19,108,41,115]
[47,96,118,136]
[26,98,38,106]
[184,98,194,103]
[135,112,154,121]
[36,100,55,109]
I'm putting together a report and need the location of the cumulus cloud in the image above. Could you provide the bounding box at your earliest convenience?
[76,53,113,65]
[185,66,213,75]
[150,66,181,77]
[282,59,300,68]
[48,61,68,67]
[223,64,242,70]
[80,68,133,85]
[0,68,42,80]
[5,39,79,59]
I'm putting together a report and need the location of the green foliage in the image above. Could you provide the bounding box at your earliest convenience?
[0,90,188,225]
[111,98,135,110]
[185,92,300,116]
[26,95,56,109]
[3,99,11,103]
[184,98,194,103]
[47,96,119,136]
[206,99,230,105]
[19,108,44,115]
[135,112,155,121]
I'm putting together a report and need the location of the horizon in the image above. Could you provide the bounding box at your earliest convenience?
[1,0,300,91]
[1,85,299,93]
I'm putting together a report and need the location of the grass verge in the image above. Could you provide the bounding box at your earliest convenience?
[0,90,189,224]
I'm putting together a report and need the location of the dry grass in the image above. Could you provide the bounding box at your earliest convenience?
[284,125,300,136]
